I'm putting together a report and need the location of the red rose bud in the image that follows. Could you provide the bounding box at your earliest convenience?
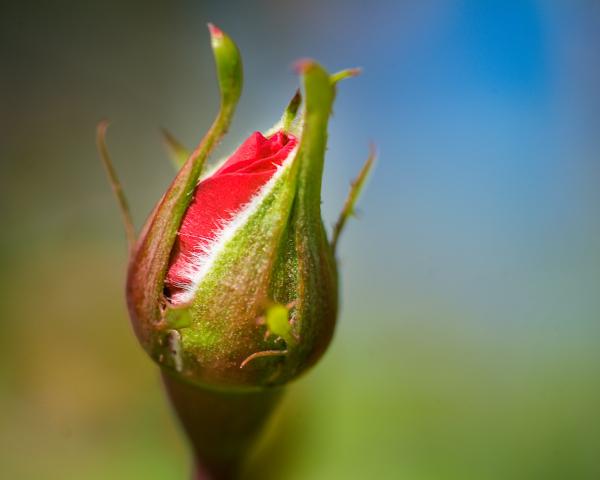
[99,25,373,391]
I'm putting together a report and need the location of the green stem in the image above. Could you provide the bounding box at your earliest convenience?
[162,372,283,480]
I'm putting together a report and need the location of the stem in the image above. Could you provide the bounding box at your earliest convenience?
[162,372,283,480]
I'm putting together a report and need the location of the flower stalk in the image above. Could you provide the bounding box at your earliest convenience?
[162,372,282,479]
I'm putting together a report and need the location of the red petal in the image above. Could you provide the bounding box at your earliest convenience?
[166,131,297,294]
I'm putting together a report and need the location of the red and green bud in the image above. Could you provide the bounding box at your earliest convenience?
[99,25,373,392]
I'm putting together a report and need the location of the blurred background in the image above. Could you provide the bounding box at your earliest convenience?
[1,0,599,478]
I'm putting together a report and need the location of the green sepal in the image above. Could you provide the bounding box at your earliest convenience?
[126,24,243,354]
[330,67,362,84]
[208,23,243,108]
[295,60,336,218]
[272,61,339,376]
[265,89,302,137]
[96,121,136,252]
[280,89,302,132]
[331,145,376,251]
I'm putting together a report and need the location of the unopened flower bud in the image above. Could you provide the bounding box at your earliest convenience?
[100,25,373,392]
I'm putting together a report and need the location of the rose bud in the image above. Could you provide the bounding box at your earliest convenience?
[98,25,373,392]
[98,24,374,477]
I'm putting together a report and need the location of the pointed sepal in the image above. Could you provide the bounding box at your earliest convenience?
[96,121,136,252]
[294,60,336,217]
[265,89,302,137]
[331,145,376,251]
[330,67,362,84]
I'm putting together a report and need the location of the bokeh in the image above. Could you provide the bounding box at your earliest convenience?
[1,1,599,478]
